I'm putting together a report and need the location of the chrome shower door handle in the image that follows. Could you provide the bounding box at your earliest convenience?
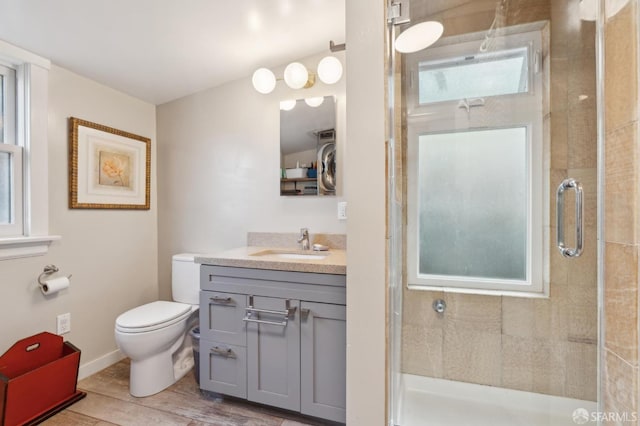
[556,178,584,258]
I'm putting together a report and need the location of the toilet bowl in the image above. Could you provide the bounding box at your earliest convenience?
[114,254,200,397]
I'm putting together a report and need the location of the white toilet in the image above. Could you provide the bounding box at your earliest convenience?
[115,253,200,397]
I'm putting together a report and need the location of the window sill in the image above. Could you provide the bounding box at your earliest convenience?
[406,283,550,299]
[0,235,61,260]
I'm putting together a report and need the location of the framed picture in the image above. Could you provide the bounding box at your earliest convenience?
[69,117,151,209]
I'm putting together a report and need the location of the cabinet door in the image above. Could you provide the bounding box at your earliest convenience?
[247,296,300,412]
[199,291,247,346]
[300,301,346,423]
[200,340,247,398]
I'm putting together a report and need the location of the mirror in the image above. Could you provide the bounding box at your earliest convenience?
[280,96,336,196]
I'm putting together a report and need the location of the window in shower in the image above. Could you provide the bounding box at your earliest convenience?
[406,22,547,295]
[418,46,529,104]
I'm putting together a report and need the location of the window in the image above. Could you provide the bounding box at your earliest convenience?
[418,46,529,104]
[0,39,57,259]
[0,63,23,237]
[406,23,548,295]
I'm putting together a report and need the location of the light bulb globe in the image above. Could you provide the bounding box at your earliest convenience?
[284,62,309,89]
[317,56,343,85]
[280,99,297,111]
[252,68,276,94]
[304,97,324,107]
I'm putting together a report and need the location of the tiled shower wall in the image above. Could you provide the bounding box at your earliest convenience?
[602,0,639,418]
[400,0,598,400]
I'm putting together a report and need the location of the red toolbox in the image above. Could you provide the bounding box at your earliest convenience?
[0,332,86,425]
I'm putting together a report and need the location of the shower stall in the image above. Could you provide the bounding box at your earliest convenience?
[387,0,609,424]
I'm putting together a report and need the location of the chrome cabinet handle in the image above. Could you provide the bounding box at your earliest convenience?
[211,346,236,359]
[300,308,311,321]
[556,178,584,258]
[243,296,297,327]
[243,314,288,327]
[209,296,234,305]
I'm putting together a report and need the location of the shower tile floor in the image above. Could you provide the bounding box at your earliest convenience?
[40,359,331,426]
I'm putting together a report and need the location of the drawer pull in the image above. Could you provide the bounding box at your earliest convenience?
[211,346,236,359]
[210,296,234,305]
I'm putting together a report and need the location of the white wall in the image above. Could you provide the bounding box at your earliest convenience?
[156,51,346,300]
[0,65,157,377]
[345,0,387,424]
[284,148,316,169]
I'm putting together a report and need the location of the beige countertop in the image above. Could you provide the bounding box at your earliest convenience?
[195,246,346,275]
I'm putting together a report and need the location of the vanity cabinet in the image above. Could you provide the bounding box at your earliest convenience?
[300,301,346,421]
[199,265,346,423]
[247,296,300,411]
[198,291,247,398]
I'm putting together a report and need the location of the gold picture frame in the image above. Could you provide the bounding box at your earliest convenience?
[69,117,151,209]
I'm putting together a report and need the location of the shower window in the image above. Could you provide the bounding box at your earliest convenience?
[418,46,529,104]
[406,23,547,295]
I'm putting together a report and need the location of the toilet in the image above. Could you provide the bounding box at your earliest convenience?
[115,253,200,397]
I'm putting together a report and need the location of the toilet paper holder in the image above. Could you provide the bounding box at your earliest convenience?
[37,265,72,287]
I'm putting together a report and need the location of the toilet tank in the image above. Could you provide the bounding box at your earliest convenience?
[171,253,200,305]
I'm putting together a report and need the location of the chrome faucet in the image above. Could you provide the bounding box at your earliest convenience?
[297,228,310,250]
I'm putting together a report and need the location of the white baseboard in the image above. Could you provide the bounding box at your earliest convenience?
[78,349,126,380]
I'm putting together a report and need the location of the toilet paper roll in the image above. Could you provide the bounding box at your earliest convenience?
[41,276,70,295]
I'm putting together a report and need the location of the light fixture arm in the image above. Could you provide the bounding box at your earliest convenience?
[329,40,346,52]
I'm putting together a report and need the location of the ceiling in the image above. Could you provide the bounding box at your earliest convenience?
[0,0,345,105]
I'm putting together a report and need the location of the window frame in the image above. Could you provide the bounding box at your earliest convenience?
[0,39,58,259]
[405,22,549,296]
[0,63,23,237]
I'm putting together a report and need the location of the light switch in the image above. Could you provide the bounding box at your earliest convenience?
[337,202,347,220]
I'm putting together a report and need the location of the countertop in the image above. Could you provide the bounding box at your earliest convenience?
[195,246,346,275]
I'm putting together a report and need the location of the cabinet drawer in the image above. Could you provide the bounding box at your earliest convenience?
[199,291,247,346]
[199,340,247,399]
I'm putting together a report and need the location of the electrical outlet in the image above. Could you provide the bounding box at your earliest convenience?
[57,313,71,335]
[337,201,347,220]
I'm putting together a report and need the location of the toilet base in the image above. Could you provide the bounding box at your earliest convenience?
[128,333,188,397]
[129,351,176,397]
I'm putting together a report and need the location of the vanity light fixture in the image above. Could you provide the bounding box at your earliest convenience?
[280,99,296,111]
[284,62,315,89]
[304,96,324,107]
[317,56,343,85]
[251,41,345,94]
[252,68,277,94]
[395,21,444,53]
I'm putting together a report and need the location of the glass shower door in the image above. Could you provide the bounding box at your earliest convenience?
[388,0,601,424]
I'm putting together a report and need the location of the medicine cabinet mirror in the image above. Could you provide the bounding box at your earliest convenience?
[280,95,336,196]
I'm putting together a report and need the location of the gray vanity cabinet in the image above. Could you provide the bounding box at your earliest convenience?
[246,296,300,411]
[300,301,346,422]
[199,291,248,398]
[199,265,346,423]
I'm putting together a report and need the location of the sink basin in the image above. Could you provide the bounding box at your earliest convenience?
[250,249,328,260]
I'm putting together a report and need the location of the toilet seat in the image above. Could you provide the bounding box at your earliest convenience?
[116,301,192,333]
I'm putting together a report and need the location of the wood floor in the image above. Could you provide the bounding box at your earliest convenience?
[40,360,331,426]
